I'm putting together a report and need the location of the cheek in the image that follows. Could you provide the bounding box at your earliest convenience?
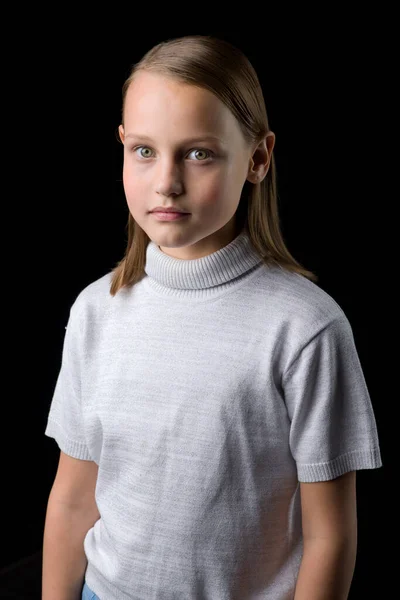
[122,161,135,189]
[189,167,232,203]
[122,161,147,197]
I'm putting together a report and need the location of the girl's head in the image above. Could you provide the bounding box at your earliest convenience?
[111,35,317,295]
[119,69,274,261]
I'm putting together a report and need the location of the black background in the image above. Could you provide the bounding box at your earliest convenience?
[1,23,393,599]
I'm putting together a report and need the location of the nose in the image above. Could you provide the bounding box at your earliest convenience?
[155,159,184,197]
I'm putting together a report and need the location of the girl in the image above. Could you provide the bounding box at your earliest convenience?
[43,35,382,600]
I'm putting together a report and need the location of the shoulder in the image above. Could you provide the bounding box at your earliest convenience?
[68,271,115,326]
[257,265,351,347]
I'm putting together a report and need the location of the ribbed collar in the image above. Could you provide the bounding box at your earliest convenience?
[144,229,263,295]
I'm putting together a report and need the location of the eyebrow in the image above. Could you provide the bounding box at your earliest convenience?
[124,133,224,145]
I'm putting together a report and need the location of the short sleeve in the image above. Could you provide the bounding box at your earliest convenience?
[282,315,382,482]
[44,302,93,460]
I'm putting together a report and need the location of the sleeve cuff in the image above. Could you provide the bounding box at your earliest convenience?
[296,447,382,482]
[45,419,93,461]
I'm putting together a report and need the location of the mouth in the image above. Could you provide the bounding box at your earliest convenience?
[150,211,191,221]
[150,209,190,214]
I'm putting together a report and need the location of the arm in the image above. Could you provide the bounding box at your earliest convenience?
[42,451,100,600]
[42,496,99,600]
[294,471,357,600]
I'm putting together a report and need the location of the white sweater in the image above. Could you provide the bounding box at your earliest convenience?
[45,229,382,599]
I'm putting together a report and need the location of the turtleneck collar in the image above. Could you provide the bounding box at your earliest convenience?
[143,229,264,297]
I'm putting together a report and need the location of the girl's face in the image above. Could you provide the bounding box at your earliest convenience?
[119,71,272,260]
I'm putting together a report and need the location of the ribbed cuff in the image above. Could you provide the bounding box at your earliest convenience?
[297,447,382,482]
[44,419,93,461]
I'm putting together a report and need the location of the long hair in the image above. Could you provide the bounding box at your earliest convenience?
[110,35,318,296]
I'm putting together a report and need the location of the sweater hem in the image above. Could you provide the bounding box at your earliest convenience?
[85,565,133,600]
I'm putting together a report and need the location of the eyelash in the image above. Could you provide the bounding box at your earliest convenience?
[132,145,214,161]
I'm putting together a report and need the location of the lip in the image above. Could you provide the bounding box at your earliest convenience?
[151,212,190,222]
[150,207,189,213]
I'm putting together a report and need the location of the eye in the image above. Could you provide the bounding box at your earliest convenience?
[133,146,212,161]
[135,146,154,158]
[187,149,211,161]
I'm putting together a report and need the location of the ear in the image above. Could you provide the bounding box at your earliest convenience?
[118,125,125,143]
[246,132,276,184]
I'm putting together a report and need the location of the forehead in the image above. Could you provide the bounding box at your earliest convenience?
[123,71,241,141]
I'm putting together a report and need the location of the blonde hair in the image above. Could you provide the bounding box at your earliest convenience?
[110,35,318,296]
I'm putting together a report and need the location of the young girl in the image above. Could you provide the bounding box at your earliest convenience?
[43,35,382,600]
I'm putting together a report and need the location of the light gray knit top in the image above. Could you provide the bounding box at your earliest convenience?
[45,229,382,599]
